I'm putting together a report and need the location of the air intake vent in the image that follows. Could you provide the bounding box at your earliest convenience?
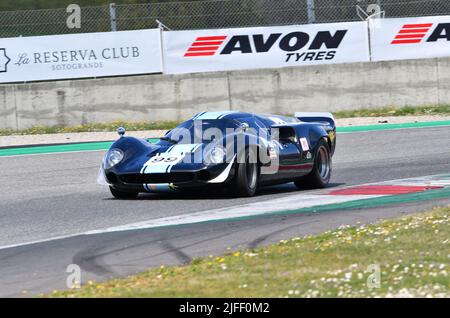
[119,173,195,184]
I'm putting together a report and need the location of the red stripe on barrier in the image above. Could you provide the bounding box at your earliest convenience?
[184,52,216,57]
[395,34,426,39]
[187,46,220,52]
[391,39,422,44]
[329,185,442,195]
[402,23,433,28]
[399,28,430,33]
[196,36,227,41]
[192,41,224,46]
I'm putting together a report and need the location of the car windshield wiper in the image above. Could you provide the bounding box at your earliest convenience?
[159,136,179,144]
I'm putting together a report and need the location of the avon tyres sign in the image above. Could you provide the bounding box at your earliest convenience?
[163,22,370,74]
[0,29,162,83]
[370,16,450,61]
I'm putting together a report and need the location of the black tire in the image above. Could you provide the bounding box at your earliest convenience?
[109,186,139,199]
[294,139,332,189]
[233,147,259,197]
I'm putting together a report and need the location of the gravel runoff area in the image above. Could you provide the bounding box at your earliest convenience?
[1,115,450,148]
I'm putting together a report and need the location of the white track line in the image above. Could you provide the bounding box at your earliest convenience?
[0,174,449,251]
[85,194,382,235]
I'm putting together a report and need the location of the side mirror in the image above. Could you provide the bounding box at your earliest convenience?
[117,127,126,138]
[238,122,250,133]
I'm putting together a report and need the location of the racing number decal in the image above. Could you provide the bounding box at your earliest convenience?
[149,156,179,164]
[141,155,184,174]
[299,138,310,151]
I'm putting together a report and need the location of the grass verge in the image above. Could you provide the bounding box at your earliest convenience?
[332,104,450,118]
[50,206,450,298]
[2,105,450,137]
[0,120,180,136]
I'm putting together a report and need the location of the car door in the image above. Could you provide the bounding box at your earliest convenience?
[276,126,312,180]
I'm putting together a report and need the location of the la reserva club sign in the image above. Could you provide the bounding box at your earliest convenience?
[0,29,163,83]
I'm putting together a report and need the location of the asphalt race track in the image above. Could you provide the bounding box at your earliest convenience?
[0,126,449,297]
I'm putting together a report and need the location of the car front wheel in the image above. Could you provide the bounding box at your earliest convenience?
[233,147,259,197]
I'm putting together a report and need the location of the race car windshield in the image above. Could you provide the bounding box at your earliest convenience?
[164,119,240,144]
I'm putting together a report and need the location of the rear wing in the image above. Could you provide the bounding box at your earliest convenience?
[295,112,335,130]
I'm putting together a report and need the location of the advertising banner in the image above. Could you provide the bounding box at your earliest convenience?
[370,16,450,61]
[162,22,370,74]
[0,29,162,83]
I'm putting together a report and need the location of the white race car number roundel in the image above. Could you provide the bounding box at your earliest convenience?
[149,156,180,164]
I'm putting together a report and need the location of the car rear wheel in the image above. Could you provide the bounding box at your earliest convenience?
[233,147,259,197]
[109,186,139,199]
[294,139,331,189]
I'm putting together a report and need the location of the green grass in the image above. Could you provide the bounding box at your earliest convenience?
[332,105,450,118]
[0,120,180,136]
[2,105,450,137]
[50,206,450,298]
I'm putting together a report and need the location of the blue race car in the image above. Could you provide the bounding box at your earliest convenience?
[98,111,336,199]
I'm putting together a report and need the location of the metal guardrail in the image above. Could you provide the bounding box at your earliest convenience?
[1,0,450,38]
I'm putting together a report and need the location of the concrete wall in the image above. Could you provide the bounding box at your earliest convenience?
[1,56,450,130]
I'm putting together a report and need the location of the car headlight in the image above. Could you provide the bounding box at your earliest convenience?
[104,148,124,169]
[207,146,226,164]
